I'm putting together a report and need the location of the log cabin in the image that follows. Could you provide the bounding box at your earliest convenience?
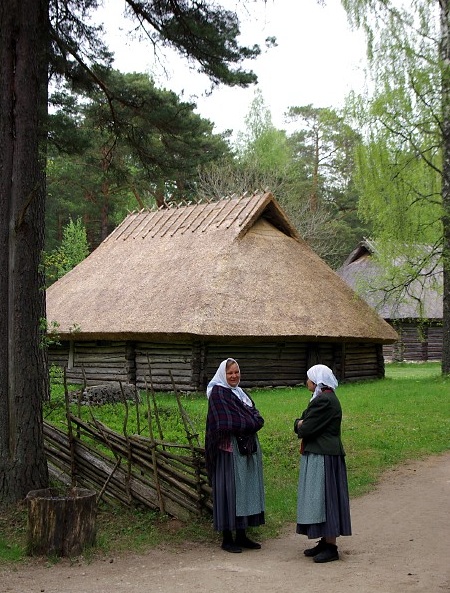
[46,193,398,390]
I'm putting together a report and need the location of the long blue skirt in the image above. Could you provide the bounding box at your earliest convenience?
[212,448,265,532]
[296,453,352,539]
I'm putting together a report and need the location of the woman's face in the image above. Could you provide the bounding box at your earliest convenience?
[226,362,240,387]
[306,377,316,392]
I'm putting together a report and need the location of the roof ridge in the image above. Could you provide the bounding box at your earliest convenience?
[109,194,270,241]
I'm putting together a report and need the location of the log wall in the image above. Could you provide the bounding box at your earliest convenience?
[383,321,443,362]
[205,342,308,389]
[135,342,195,391]
[341,342,385,381]
[49,341,135,385]
[49,338,386,391]
[427,326,443,361]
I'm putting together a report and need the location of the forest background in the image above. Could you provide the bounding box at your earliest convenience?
[45,80,367,282]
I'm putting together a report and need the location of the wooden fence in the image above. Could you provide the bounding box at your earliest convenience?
[43,378,212,521]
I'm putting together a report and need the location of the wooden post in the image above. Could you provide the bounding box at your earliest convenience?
[26,487,97,557]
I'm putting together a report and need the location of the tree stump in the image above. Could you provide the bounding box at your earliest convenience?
[26,487,97,556]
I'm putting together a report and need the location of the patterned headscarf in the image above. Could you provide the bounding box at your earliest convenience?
[307,364,338,400]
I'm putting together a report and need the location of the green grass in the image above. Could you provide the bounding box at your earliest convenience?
[0,541,23,562]
[385,360,442,379]
[1,362,449,563]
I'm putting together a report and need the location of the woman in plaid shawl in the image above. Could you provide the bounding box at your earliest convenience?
[205,358,265,553]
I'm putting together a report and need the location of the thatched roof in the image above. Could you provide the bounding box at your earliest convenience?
[337,240,442,320]
[46,193,397,343]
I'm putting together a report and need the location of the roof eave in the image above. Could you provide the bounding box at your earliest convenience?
[54,331,398,345]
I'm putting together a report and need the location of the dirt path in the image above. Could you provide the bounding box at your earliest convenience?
[2,452,449,593]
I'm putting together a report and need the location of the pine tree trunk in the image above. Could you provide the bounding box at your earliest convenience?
[0,0,49,501]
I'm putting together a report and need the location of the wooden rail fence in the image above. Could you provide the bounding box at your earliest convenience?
[43,375,212,521]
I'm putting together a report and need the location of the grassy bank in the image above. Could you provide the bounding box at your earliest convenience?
[1,362,449,562]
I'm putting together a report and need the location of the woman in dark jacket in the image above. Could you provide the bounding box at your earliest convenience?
[294,364,351,563]
[205,358,265,553]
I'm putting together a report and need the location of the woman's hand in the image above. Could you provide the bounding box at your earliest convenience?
[294,418,304,433]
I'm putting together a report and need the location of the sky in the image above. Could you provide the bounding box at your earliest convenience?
[97,1,368,138]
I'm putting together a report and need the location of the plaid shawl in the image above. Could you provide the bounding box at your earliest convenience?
[205,385,264,481]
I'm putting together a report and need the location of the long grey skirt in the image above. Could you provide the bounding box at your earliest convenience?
[296,453,352,539]
[211,444,265,532]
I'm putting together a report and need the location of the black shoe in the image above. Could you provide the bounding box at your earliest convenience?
[235,536,261,550]
[313,544,339,563]
[221,542,242,553]
[304,538,326,557]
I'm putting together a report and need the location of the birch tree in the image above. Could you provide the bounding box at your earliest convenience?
[342,0,450,374]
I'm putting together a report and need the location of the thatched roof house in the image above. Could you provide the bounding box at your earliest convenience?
[337,240,443,362]
[46,193,397,390]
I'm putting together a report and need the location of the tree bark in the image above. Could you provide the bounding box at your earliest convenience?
[440,0,450,375]
[26,487,97,556]
[0,0,49,502]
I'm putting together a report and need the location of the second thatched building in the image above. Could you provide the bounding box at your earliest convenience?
[337,239,443,362]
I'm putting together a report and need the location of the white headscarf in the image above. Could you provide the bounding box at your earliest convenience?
[206,358,253,406]
[307,364,338,400]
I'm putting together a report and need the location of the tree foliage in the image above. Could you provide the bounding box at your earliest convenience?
[284,103,368,267]
[44,218,89,286]
[198,91,368,268]
[198,90,292,198]
[342,0,450,374]
[47,70,230,250]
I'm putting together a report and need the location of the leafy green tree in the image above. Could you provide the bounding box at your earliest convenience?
[44,218,89,286]
[285,104,369,267]
[198,91,296,208]
[199,92,367,268]
[0,0,261,503]
[198,90,292,198]
[354,127,442,248]
[236,89,290,169]
[81,70,231,206]
[342,0,450,374]
[286,105,360,207]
